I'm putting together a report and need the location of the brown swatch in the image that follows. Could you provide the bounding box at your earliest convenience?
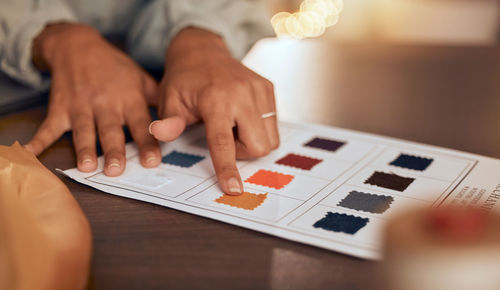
[275,153,323,170]
[215,192,268,210]
[364,171,415,192]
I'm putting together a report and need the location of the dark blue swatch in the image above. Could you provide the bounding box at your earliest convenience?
[162,150,205,168]
[338,191,394,214]
[304,137,346,152]
[313,212,369,235]
[389,153,433,171]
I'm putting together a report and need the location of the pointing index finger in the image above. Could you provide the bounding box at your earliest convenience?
[204,114,243,195]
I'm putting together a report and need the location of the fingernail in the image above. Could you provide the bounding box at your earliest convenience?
[149,120,160,135]
[24,144,34,153]
[145,153,157,165]
[227,177,242,194]
[108,159,120,169]
[79,156,96,172]
[81,156,93,165]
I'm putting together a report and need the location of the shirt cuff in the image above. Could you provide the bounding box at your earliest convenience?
[165,12,273,61]
[166,15,238,55]
[0,14,76,89]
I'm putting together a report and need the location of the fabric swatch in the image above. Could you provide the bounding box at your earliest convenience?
[275,153,323,170]
[364,171,415,192]
[215,192,268,210]
[120,171,172,190]
[304,137,346,152]
[245,169,294,190]
[162,150,205,168]
[389,153,433,171]
[337,191,394,214]
[313,212,369,235]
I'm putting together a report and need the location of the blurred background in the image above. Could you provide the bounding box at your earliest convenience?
[243,0,500,158]
[268,0,500,45]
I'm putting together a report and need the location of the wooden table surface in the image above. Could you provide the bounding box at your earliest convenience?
[0,40,499,290]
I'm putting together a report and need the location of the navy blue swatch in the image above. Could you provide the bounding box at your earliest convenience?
[338,191,394,214]
[389,153,433,171]
[364,171,415,192]
[313,212,369,235]
[304,137,346,152]
[162,150,205,168]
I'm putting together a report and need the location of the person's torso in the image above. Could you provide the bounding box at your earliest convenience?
[65,0,152,36]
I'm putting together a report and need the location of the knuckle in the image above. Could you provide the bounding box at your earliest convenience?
[139,143,159,153]
[199,96,222,116]
[270,136,280,150]
[100,123,121,133]
[210,132,234,152]
[73,119,94,134]
[105,148,125,158]
[42,117,64,136]
[247,143,270,158]
[76,147,95,157]
[206,80,251,97]
[98,124,123,139]
[71,110,92,121]
[72,126,92,141]
[125,91,147,106]
[201,91,226,105]
[263,79,274,90]
[77,122,94,133]
[74,86,101,102]
[30,138,45,152]
[46,106,65,119]
[47,108,68,123]
[217,165,239,176]
[231,79,251,91]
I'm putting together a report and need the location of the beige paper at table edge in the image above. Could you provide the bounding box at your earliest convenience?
[0,142,92,290]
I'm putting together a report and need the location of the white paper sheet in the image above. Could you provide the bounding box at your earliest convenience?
[61,121,500,259]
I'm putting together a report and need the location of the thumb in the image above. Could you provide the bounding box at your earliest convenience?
[149,116,186,142]
[149,90,187,142]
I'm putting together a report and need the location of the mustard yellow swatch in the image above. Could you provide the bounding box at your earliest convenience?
[215,192,268,210]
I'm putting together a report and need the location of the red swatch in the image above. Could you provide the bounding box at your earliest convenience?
[245,169,294,190]
[275,153,323,170]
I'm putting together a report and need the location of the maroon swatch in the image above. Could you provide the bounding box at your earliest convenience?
[364,171,415,192]
[304,137,346,152]
[275,153,323,170]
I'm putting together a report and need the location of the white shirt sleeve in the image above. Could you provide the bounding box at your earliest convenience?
[127,0,274,68]
[0,0,76,89]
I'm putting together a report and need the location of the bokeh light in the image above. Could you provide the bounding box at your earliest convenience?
[271,0,344,39]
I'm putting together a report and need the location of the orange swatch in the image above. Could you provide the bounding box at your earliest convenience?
[245,169,294,190]
[215,192,268,210]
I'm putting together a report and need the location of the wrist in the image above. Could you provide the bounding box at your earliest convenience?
[32,23,102,71]
[165,27,232,66]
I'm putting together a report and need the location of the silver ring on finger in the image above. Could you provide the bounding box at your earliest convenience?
[261,112,277,119]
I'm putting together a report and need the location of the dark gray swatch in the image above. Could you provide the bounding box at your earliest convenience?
[337,191,394,214]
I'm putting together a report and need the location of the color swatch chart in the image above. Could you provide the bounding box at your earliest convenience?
[63,121,500,259]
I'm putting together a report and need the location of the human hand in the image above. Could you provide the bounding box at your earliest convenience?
[149,28,279,195]
[26,23,161,176]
